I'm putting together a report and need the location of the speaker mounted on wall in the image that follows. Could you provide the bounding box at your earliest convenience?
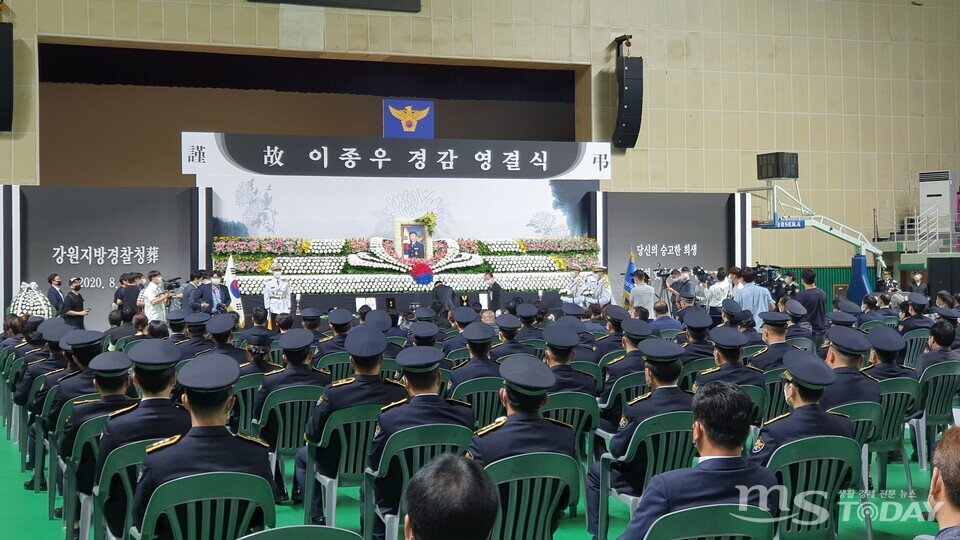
[0,22,11,133]
[612,35,642,149]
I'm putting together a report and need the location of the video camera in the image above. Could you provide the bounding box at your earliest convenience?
[752,264,781,290]
[652,263,675,280]
[162,276,182,292]
[692,266,715,287]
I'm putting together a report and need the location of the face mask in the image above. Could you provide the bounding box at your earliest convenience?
[273,271,282,279]
[212,277,221,285]
[155,277,163,284]
[54,281,61,286]
[72,285,81,291]
[915,275,922,281]
[485,279,493,286]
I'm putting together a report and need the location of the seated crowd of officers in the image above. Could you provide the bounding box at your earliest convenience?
[2,274,956,540]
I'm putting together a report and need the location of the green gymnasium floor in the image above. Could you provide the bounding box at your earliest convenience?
[0,432,940,539]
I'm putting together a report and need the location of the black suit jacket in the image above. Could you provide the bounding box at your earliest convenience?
[432,285,456,311]
[488,282,503,311]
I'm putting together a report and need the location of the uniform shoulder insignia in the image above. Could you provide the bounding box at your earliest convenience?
[476,418,506,436]
[385,378,405,387]
[746,365,764,373]
[792,345,805,350]
[317,335,333,343]
[74,399,99,406]
[447,398,471,407]
[860,364,875,372]
[752,347,768,356]
[174,338,189,345]
[331,377,355,387]
[597,333,611,341]
[147,434,182,453]
[897,324,904,332]
[381,398,408,411]
[451,361,467,371]
[544,417,573,430]
[26,358,45,365]
[46,367,65,376]
[699,366,720,375]
[236,433,270,447]
[14,341,28,349]
[25,347,43,355]
[265,368,284,376]
[681,342,688,348]
[606,354,626,365]
[828,411,850,418]
[763,412,791,426]
[59,370,79,381]
[239,362,250,369]
[109,403,140,418]
[491,342,503,349]
[312,366,330,374]
[195,349,211,356]
[860,372,880,382]
[627,392,652,406]
[819,342,830,350]
[683,389,695,395]
[904,365,916,371]
[587,345,596,351]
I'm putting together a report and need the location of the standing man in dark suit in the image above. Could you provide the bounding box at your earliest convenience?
[131,355,274,535]
[432,281,457,312]
[199,270,231,314]
[182,271,203,314]
[363,347,475,540]
[620,382,780,539]
[47,274,64,314]
[484,273,503,313]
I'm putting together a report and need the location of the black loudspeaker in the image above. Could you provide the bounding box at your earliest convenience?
[612,56,643,149]
[929,258,954,297]
[0,23,11,132]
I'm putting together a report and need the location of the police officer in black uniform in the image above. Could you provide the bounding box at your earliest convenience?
[60,352,137,513]
[933,307,960,352]
[132,355,274,534]
[679,308,715,364]
[365,310,403,359]
[862,326,915,380]
[175,313,213,359]
[45,330,105,433]
[313,309,353,362]
[734,310,765,346]
[819,326,881,410]
[441,307,479,355]
[587,338,692,538]
[300,308,327,349]
[201,314,247,365]
[817,311,858,360]
[465,356,576,533]
[489,314,535,362]
[716,299,742,328]
[514,303,542,341]
[239,330,282,375]
[599,318,653,431]
[899,292,935,335]
[748,312,792,371]
[555,316,600,364]
[916,319,960,377]
[13,318,70,408]
[448,322,500,392]
[784,299,814,341]
[165,309,188,342]
[96,339,191,538]
[298,326,407,524]
[363,346,475,540]
[693,327,764,390]
[748,350,854,466]
[595,305,630,358]
[13,316,46,362]
[543,326,596,395]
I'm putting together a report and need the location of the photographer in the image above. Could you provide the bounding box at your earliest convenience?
[666,267,696,314]
[200,270,231,315]
[143,270,174,323]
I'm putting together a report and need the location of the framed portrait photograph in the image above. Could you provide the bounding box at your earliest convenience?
[393,218,432,260]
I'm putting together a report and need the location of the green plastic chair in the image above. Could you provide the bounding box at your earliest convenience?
[446,348,471,369]
[113,336,132,352]
[238,525,361,539]
[658,329,679,341]
[483,452,582,540]
[520,339,547,359]
[569,361,602,395]
[827,401,883,540]
[437,369,451,400]
[386,336,407,349]
[742,345,765,361]
[762,369,789,424]
[303,404,382,527]
[252,384,325,494]
[33,384,59,496]
[47,392,100,520]
[233,373,266,437]
[269,344,285,365]
[910,361,960,471]
[362,424,474,538]
[902,329,931,369]
[741,385,766,427]
[598,371,649,417]
[883,316,900,329]
[7,357,25,449]
[540,392,600,519]
[870,377,920,493]
[449,377,506,430]
[92,438,162,540]
[129,472,277,540]
[20,372,47,472]
[643,504,774,540]
[598,350,625,370]
[379,358,399,381]
[859,320,885,332]
[316,352,353,381]
[233,331,246,349]
[0,346,15,430]
[677,357,715,392]
[786,337,814,353]
[766,436,861,539]
[122,339,145,354]
[63,414,110,540]
[597,411,696,540]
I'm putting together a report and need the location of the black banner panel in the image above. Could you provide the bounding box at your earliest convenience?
[20,187,197,330]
